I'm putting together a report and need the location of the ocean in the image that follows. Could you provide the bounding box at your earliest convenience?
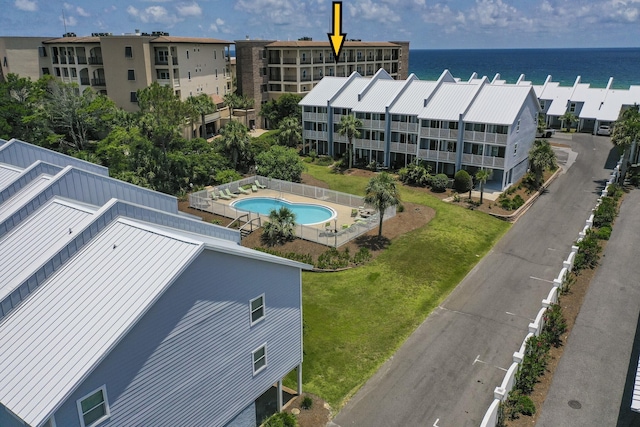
[409,48,640,89]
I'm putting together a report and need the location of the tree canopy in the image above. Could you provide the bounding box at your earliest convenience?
[364,172,401,238]
[337,114,362,169]
[528,139,557,185]
[259,93,302,128]
[255,145,305,182]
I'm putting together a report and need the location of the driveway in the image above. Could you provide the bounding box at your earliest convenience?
[332,134,617,427]
[537,189,640,427]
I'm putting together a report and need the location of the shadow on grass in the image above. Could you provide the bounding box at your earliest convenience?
[353,235,390,251]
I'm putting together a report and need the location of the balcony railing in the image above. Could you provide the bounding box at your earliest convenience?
[360,119,386,130]
[390,142,418,153]
[77,56,87,64]
[419,128,459,140]
[313,57,324,64]
[91,78,106,86]
[300,76,312,82]
[282,58,297,64]
[268,58,281,65]
[302,112,328,122]
[353,139,385,150]
[300,58,311,64]
[80,77,90,85]
[303,130,329,140]
[417,149,456,162]
[88,56,103,65]
[390,122,418,133]
[155,59,169,65]
[463,131,508,145]
[461,153,505,168]
[283,76,298,82]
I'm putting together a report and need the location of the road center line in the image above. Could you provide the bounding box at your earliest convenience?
[530,276,554,283]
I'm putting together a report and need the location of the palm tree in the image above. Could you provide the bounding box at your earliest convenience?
[475,169,492,204]
[364,172,401,238]
[223,92,240,121]
[220,120,249,169]
[528,139,557,186]
[186,93,217,138]
[337,114,362,169]
[611,105,640,183]
[278,116,302,147]
[262,207,297,246]
[238,95,255,127]
[560,111,577,132]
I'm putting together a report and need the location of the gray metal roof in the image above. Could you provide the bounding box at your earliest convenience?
[0,162,22,190]
[0,219,204,427]
[465,85,535,125]
[352,80,404,113]
[331,78,370,109]
[299,77,349,106]
[388,80,438,115]
[419,83,481,121]
[0,174,52,223]
[0,198,95,302]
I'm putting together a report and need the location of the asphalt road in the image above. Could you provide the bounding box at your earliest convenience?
[537,189,640,427]
[332,134,618,427]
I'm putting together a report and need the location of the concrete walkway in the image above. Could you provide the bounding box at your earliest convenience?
[537,189,640,427]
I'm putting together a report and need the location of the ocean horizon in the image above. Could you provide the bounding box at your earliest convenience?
[409,47,640,89]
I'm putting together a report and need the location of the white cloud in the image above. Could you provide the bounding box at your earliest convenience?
[347,0,401,23]
[469,0,521,28]
[14,0,37,12]
[210,17,231,33]
[127,5,181,25]
[176,2,202,17]
[76,6,90,17]
[235,0,308,26]
[60,14,78,26]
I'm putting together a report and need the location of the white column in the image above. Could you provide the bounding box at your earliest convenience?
[277,380,283,411]
[297,364,303,395]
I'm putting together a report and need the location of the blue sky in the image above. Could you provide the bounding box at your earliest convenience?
[5,0,640,49]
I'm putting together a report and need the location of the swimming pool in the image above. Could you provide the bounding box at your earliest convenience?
[232,197,336,225]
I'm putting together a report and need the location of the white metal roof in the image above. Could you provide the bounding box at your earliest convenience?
[352,80,404,113]
[331,78,370,109]
[0,174,52,223]
[419,83,481,121]
[0,198,96,302]
[465,85,535,125]
[577,88,607,119]
[0,162,22,190]
[0,219,203,427]
[388,80,438,115]
[299,77,349,106]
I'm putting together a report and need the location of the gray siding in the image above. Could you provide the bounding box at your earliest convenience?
[506,97,538,171]
[0,139,108,176]
[53,250,302,427]
[225,403,256,427]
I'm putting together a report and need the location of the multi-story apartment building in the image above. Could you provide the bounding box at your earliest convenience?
[300,69,541,191]
[235,39,410,109]
[0,36,53,82]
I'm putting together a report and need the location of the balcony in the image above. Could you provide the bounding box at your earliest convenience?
[282,58,297,65]
[268,57,281,65]
[91,78,106,86]
[303,130,329,140]
[155,59,169,65]
[390,142,418,154]
[417,150,456,162]
[80,77,90,85]
[313,57,324,64]
[300,58,311,65]
[420,128,458,140]
[89,56,103,65]
[390,122,418,133]
[283,76,298,82]
[354,139,385,150]
[461,153,505,168]
[77,56,87,64]
[302,112,328,122]
[463,131,508,145]
[300,76,312,82]
[361,119,386,130]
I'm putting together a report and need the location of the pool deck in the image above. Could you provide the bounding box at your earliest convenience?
[208,188,363,229]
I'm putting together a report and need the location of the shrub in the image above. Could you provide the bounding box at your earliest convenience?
[316,155,334,166]
[521,172,539,193]
[515,335,549,395]
[262,412,297,427]
[254,247,313,265]
[512,194,525,209]
[595,225,612,240]
[454,170,472,193]
[215,169,242,184]
[398,161,432,186]
[352,247,372,265]
[607,183,624,200]
[507,393,536,419]
[573,230,601,272]
[396,203,405,213]
[593,197,617,228]
[301,396,313,410]
[309,150,317,162]
[431,174,449,192]
[316,247,350,269]
[542,303,567,348]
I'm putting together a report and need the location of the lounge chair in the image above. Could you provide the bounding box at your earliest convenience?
[238,186,251,195]
[255,180,266,189]
[251,185,259,192]
[209,191,218,200]
[225,188,239,198]
[218,191,231,200]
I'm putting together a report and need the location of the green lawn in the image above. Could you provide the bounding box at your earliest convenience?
[286,164,510,410]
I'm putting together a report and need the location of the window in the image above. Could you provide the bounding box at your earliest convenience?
[514,143,518,156]
[539,100,545,109]
[55,67,61,77]
[186,50,189,59]
[188,71,191,80]
[214,50,217,60]
[569,102,576,113]
[71,68,77,78]
[156,69,170,80]
[77,386,110,427]
[252,344,267,374]
[63,68,69,77]
[42,67,50,75]
[127,69,135,80]
[125,46,133,58]
[130,92,138,103]
[516,119,520,133]
[250,295,265,324]
[39,46,48,57]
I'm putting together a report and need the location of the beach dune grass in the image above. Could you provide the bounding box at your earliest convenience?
[285,163,510,410]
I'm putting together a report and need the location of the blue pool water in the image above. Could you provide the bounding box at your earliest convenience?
[232,197,335,225]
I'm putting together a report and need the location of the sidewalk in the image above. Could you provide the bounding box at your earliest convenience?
[537,190,640,426]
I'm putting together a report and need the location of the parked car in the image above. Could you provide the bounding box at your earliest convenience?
[536,128,556,138]
[596,125,611,136]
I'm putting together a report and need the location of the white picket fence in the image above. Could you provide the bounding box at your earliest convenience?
[480,158,622,426]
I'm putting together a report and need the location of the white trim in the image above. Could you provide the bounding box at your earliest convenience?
[76,385,110,427]
[252,343,268,375]
[43,416,57,427]
[249,293,266,326]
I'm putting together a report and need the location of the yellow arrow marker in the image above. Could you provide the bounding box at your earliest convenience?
[328,1,346,62]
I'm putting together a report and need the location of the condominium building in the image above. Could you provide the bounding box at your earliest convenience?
[300,70,541,191]
[0,36,53,82]
[235,39,410,108]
